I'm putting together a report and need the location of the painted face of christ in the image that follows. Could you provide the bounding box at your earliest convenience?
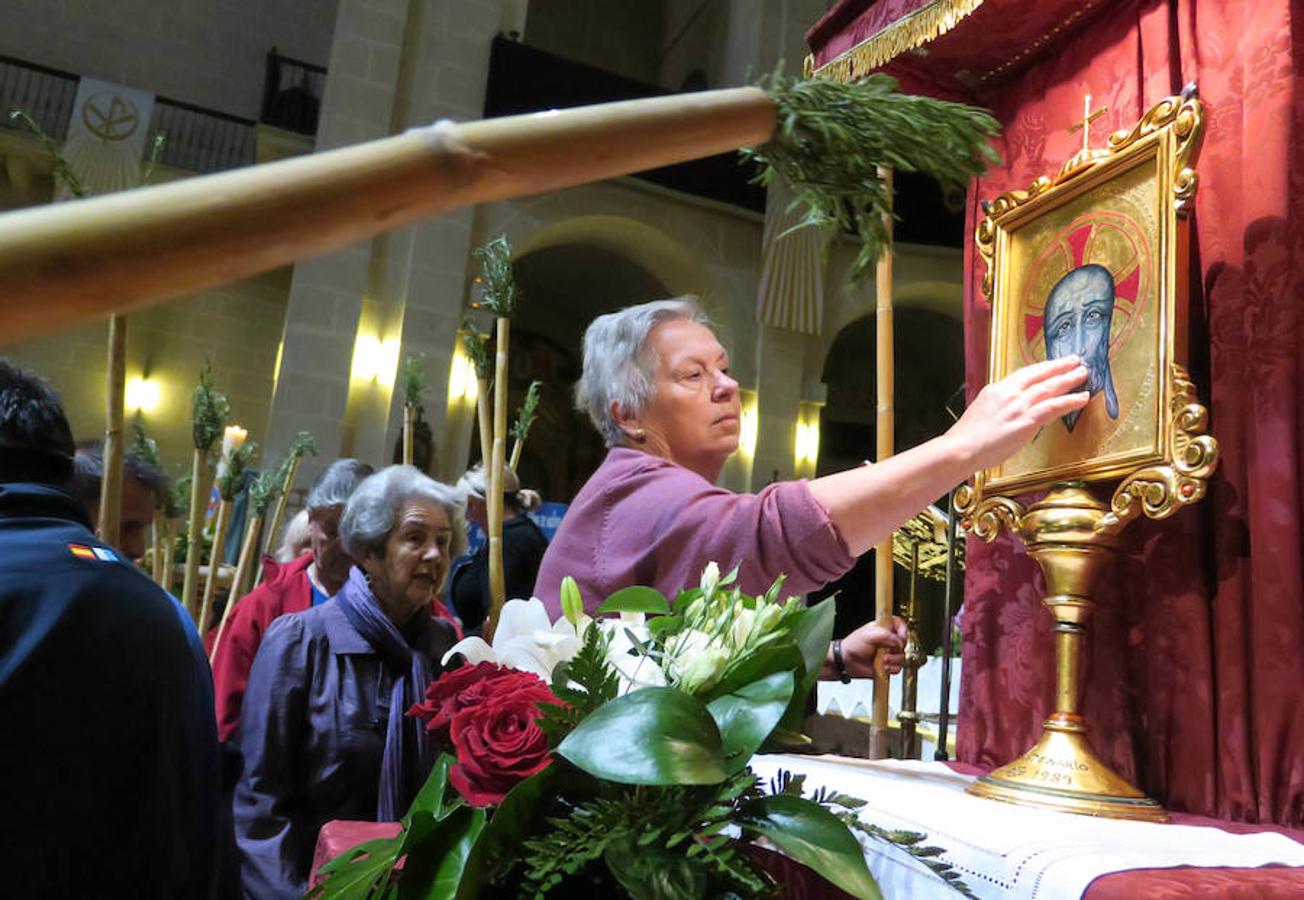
[1044,263,1119,431]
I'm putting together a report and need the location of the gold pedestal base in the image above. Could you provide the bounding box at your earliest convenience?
[966,715,1169,822]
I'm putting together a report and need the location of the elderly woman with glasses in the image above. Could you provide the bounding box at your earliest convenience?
[233,465,466,899]
[534,298,1089,680]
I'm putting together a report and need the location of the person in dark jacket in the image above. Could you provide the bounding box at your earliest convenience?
[233,465,465,898]
[0,359,219,898]
[210,458,374,743]
[448,463,549,633]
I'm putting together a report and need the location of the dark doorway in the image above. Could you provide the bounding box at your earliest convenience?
[471,242,670,504]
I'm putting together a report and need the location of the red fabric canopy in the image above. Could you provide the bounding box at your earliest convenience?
[806,0,1126,100]
[807,0,1304,826]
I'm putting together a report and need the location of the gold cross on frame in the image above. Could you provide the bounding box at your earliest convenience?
[1068,94,1107,155]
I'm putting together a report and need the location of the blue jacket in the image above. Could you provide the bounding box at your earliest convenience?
[0,482,220,898]
[233,594,457,898]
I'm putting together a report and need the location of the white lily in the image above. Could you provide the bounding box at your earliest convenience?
[602,612,667,694]
[442,597,581,679]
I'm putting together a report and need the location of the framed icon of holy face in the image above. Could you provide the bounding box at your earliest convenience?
[973,92,1204,499]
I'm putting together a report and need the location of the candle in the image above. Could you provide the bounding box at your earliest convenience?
[221,425,248,458]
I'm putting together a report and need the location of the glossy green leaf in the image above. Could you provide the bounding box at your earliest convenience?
[398,806,487,900]
[781,598,836,730]
[672,587,703,613]
[742,795,883,900]
[708,643,804,704]
[455,764,596,899]
[597,585,671,616]
[401,754,458,831]
[308,837,400,899]
[706,670,794,773]
[558,687,726,784]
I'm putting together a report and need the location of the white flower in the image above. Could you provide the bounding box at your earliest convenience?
[730,606,757,648]
[602,613,667,694]
[441,597,581,679]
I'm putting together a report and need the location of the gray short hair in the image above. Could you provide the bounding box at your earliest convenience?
[575,297,710,447]
[307,458,374,512]
[339,466,468,583]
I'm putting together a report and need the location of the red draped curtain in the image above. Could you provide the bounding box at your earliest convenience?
[958,0,1304,826]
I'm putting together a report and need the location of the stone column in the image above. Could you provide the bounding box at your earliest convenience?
[265,0,501,489]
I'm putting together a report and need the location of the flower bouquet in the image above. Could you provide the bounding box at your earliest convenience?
[313,565,970,899]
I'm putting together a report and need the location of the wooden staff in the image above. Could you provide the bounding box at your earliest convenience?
[869,166,895,761]
[159,517,177,593]
[150,518,163,582]
[402,405,415,466]
[475,376,492,466]
[0,88,776,346]
[97,314,126,546]
[197,494,231,637]
[179,449,209,619]
[484,318,510,641]
[211,512,262,662]
[260,453,303,563]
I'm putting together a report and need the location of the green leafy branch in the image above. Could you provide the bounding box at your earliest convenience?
[510,380,542,444]
[517,771,771,899]
[538,623,619,744]
[217,442,256,502]
[746,71,1000,279]
[9,109,86,197]
[472,233,520,318]
[245,469,282,518]
[401,353,428,410]
[10,108,166,194]
[130,421,161,468]
[190,363,230,452]
[140,132,166,185]
[165,472,191,520]
[460,317,491,381]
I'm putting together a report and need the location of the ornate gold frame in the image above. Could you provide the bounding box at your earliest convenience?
[954,88,1217,822]
[967,89,1208,503]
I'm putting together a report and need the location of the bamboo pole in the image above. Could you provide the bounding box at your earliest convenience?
[475,377,492,466]
[259,453,303,570]
[402,405,415,466]
[179,449,208,619]
[0,89,777,345]
[97,314,127,547]
[197,497,231,637]
[150,519,163,582]
[160,517,176,593]
[869,166,895,761]
[211,514,262,663]
[509,437,523,472]
[484,317,510,642]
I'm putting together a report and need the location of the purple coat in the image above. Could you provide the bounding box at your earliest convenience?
[534,448,855,615]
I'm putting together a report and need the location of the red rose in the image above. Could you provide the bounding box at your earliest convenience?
[408,661,505,739]
[447,674,560,807]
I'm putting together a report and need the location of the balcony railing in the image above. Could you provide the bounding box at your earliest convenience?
[261,48,326,136]
[1,49,324,176]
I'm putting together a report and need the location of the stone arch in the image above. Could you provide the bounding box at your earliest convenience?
[469,184,752,354]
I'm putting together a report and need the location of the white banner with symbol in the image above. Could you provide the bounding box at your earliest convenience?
[58,77,155,198]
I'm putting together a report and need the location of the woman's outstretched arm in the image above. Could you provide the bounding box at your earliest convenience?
[808,356,1090,558]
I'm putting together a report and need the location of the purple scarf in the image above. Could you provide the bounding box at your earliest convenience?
[334,566,435,821]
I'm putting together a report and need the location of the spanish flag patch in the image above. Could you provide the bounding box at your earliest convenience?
[68,544,97,560]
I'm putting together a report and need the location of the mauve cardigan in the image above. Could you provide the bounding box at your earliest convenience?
[534,447,855,615]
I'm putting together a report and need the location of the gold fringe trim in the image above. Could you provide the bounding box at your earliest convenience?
[807,0,985,82]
